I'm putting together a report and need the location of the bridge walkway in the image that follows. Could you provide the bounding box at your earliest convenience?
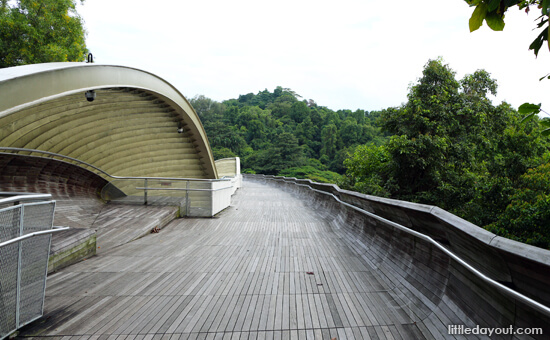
[19,179,431,339]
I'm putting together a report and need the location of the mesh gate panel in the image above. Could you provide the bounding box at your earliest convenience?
[0,207,21,339]
[19,202,55,327]
[0,201,55,339]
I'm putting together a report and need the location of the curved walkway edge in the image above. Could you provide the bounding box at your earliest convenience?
[19,178,433,339]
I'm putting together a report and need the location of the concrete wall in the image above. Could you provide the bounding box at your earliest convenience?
[215,157,241,178]
[186,177,241,217]
[214,157,242,196]
[246,174,550,338]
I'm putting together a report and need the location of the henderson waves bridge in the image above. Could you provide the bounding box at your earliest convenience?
[0,64,549,340]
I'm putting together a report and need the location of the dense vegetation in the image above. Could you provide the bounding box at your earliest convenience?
[0,0,87,68]
[194,59,550,249]
[341,59,550,249]
[190,88,387,183]
[459,1,550,248]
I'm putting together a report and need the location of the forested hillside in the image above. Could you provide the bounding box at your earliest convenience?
[192,58,550,249]
[190,87,387,183]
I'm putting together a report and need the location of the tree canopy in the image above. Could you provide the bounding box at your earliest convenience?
[189,86,387,183]
[0,0,87,68]
[340,58,550,249]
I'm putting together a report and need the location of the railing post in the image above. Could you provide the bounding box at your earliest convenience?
[144,178,148,205]
[186,181,190,216]
[16,205,24,328]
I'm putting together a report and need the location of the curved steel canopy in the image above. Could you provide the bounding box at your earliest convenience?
[0,62,218,179]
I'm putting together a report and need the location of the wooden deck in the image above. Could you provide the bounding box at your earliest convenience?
[19,180,429,339]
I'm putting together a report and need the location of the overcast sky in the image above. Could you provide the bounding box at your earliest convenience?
[77,0,549,112]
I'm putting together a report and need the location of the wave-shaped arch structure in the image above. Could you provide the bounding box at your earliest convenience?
[0,62,218,179]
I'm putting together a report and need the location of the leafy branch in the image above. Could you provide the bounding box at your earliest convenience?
[466,0,550,62]
[519,103,550,135]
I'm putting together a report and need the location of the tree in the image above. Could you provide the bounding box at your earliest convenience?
[205,121,247,155]
[289,101,309,123]
[378,59,463,203]
[340,143,391,197]
[460,69,497,98]
[460,115,546,226]
[246,119,265,143]
[342,58,550,248]
[464,1,550,134]
[190,95,224,123]
[279,165,342,184]
[339,117,362,147]
[351,109,366,124]
[212,147,236,160]
[320,123,338,160]
[295,116,315,146]
[272,132,304,171]
[486,162,550,249]
[518,103,550,135]
[0,0,87,68]
[346,59,542,209]
[243,132,304,175]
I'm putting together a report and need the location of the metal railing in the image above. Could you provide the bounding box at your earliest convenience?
[102,177,234,216]
[250,174,550,319]
[0,194,68,340]
[0,148,239,216]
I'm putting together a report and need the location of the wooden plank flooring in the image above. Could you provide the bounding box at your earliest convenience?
[19,180,430,339]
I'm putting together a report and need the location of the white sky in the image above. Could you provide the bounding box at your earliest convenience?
[77,0,549,112]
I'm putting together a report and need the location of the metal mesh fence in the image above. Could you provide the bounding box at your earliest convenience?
[0,201,55,339]
[0,206,21,338]
[19,203,55,328]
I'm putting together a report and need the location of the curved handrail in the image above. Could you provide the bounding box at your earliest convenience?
[0,147,230,182]
[0,193,53,205]
[251,174,550,318]
[0,226,69,248]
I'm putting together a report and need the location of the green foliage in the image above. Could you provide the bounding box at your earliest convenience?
[465,0,550,62]
[518,102,542,116]
[339,144,391,197]
[518,103,550,135]
[372,59,482,206]
[0,0,87,68]
[320,123,339,159]
[191,87,386,180]
[190,62,550,249]
[486,162,550,248]
[241,132,304,175]
[279,165,342,184]
[341,58,550,248]
[212,147,236,160]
